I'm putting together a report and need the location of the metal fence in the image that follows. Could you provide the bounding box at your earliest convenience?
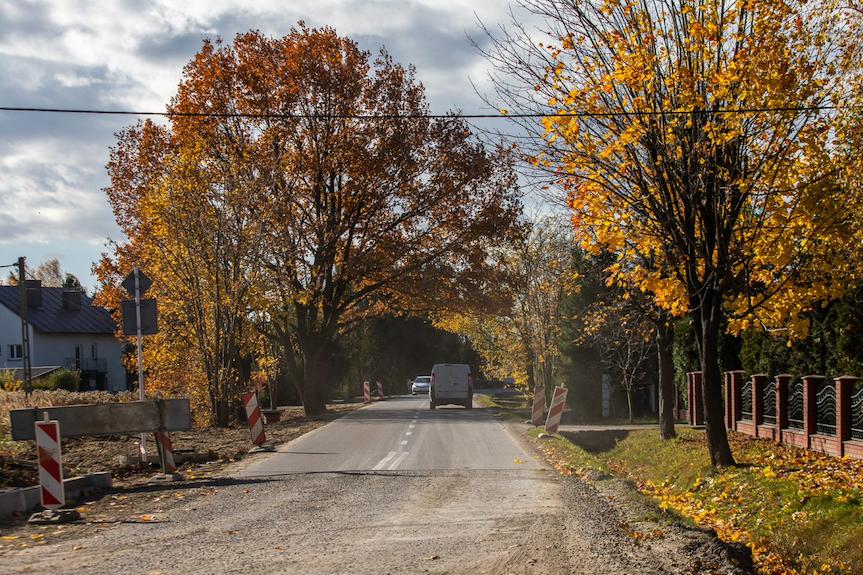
[852,383,863,441]
[763,380,777,425]
[816,380,837,436]
[741,379,753,421]
[787,379,804,430]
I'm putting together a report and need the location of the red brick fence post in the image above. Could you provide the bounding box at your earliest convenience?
[688,372,704,427]
[725,370,744,432]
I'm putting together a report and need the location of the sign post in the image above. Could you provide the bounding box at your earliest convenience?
[122,268,154,460]
[18,257,33,396]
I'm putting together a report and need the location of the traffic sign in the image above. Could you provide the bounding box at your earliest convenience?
[121,269,152,295]
[121,298,158,335]
[35,420,64,509]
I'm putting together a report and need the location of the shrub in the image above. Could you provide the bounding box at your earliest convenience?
[48,369,81,392]
[29,369,81,391]
[0,370,22,391]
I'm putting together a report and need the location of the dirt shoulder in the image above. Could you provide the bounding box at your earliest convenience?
[0,402,361,542]
[501,419,755,575]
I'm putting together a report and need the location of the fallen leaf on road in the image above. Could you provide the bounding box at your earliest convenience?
[73,545,87,551]
[1,536,20,541]
[140,514,155,522]
[426,555,440,561]
[514,458,524,464]
[30,534,44,540]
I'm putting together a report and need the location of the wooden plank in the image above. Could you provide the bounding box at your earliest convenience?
[9,399,191,441]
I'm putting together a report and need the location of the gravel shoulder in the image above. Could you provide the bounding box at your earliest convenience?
[0,403,360,543]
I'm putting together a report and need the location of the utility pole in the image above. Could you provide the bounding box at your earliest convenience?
[134,267,146,459]
[18,257,32,396]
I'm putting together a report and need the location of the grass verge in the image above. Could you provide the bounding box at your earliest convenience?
[531,426,863,575]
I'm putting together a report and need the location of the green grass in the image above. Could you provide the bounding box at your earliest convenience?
[534,426,863,575]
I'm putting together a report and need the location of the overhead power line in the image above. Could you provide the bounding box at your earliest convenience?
[0,104,852,120]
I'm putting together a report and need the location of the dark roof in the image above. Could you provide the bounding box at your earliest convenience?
[0,286,117,335]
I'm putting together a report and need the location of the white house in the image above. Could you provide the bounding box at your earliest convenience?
[0,282,127,392]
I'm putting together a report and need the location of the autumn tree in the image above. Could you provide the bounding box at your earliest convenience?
[484,0,860,466]
[436,217,572,394]
[579,301,654,423]
[101,27,522,418]
[4,258,82,289]
[99,74,270,425]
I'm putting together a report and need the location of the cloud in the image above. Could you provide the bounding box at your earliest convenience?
[0,0,518,286]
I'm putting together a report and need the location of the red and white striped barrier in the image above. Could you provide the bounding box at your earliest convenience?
[242,392,266,446]
[531,385,546,425]
[363,381,371,403]
[376,381,384,400]
[154,431,177,473]
[544,386,568,434]
[35,420,64,509]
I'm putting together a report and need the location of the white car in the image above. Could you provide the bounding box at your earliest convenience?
[429,364,472,409]
[411,376,431,395]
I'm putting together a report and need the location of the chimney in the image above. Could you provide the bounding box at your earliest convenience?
[62,289,82,311]
[25,279,42,308]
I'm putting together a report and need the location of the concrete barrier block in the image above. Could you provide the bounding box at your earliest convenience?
[0,473,112,519]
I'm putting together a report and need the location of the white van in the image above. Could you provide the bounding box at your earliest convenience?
[429,364,472,409]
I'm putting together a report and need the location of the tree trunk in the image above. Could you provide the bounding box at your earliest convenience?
[656,320,677,440]
[626,388,634,423]
[525,348,536,393]
[300,339,330,417]
[695,291,736,467]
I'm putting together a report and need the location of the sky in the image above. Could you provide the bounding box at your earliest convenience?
[0,0,531,290]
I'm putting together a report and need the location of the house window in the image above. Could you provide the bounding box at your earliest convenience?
[8,344,23,359]
[91,343,98,359]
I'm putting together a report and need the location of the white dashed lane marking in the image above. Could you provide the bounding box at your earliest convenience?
[373,451,398,470]
[389,451,409,470]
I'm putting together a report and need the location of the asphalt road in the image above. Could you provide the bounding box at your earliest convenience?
[2,397,748,574]
[237,395,540,476]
